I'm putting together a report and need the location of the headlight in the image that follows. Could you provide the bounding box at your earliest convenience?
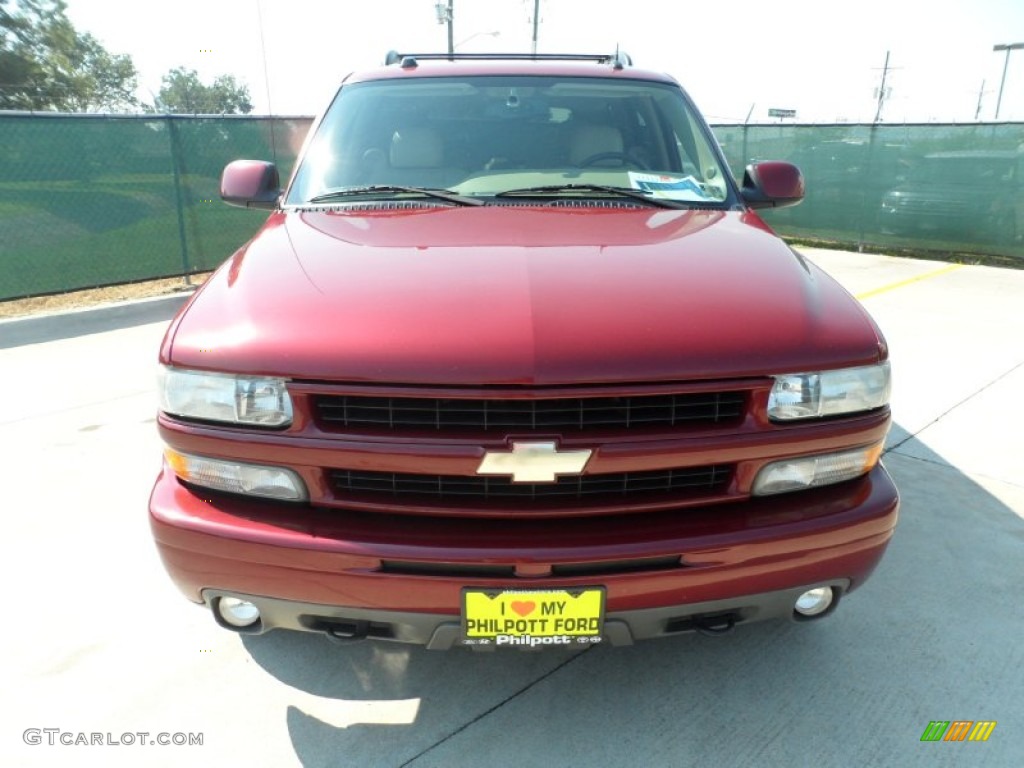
[768,362,890,421]
[752,442,884,496]
[165,449,307,500]
[158,367,293,427]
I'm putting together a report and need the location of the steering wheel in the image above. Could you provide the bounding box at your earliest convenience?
[577,152,649,170]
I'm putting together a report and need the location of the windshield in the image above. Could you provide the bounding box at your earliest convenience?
[286,76,731,206]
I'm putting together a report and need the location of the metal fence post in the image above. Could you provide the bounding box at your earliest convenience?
[166,116,192,286]
[855,124,878,253]
[741,124,749,171]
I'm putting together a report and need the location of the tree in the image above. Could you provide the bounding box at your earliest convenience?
[156,67,253,115]
[0,0,138,111]
[0,3,36,109]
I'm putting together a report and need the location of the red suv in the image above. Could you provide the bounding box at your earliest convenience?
[150,52,897,649]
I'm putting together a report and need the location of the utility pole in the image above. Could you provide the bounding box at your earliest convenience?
[873,51,891,123]
[531,0,540,55]
[975,79,986,121]
[447,0,454,56]
[435,1,454,56]
[993,43,1024,120]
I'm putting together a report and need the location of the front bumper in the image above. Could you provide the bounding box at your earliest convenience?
[149,462,899,647]
[203,581,851,648]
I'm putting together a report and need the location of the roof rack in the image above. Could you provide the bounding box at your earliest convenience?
[383,51,633,70]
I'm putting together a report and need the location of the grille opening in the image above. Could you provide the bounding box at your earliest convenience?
[664,611,744,635]
[380,561,517,578]
[550,556,684,578]
[314,391,746,433]
[329,465,732,502]
[300,616,397,640]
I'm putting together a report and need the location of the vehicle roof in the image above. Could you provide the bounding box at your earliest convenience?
[342,54,680,87]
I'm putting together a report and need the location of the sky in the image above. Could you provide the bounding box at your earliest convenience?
[62,0,1024,123]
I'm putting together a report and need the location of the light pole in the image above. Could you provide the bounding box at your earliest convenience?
[993,42,1024,120]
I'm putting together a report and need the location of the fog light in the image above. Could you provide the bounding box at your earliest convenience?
[794,587,834,618]
[216,597,261,628]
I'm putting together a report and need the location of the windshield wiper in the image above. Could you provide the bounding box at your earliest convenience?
[494,184,698,209]
[307,185,484,207]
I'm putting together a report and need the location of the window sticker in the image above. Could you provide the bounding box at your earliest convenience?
[628,172,711,201]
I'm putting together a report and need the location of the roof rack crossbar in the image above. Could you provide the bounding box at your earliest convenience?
[383,51,632,66]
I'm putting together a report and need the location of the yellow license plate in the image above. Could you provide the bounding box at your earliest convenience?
[462,588,605,648]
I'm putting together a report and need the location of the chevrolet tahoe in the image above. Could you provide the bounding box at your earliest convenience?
[150,51,898,649]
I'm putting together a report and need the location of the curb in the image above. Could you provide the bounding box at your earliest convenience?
[0,292,193,349]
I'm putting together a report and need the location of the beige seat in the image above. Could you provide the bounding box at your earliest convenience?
[391,127,444,170]
[378,126,458,190]
[386,127,463,188]
[569,124,625,166]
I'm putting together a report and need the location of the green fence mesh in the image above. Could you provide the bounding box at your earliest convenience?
[0,117,1021,301]
[716,123,1024,258]
[0,114,311,300]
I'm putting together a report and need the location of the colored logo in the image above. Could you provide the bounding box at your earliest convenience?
[920,721,996,742]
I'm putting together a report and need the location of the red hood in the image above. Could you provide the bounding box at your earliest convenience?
[164,206,884,384]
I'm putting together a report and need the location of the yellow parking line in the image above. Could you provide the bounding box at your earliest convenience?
[855,263,964,300]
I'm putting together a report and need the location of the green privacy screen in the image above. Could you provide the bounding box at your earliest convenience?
[0,116,1021,300]
[715,123,1024,259]
[0,114,312,300]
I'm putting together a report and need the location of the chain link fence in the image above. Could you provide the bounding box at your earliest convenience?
[0,114,311,300]
[1,116,1021,301]
[716,122,1024,259]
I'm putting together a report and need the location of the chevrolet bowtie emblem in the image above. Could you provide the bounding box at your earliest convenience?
[477,441,593,483]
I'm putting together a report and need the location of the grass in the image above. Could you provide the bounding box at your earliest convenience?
[774,221,1024,270]
[0,273,213,320]
[0,174,266,300]
[784,235,1024,270]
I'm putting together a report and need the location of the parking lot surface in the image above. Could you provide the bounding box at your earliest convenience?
[1,248,1021,767]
